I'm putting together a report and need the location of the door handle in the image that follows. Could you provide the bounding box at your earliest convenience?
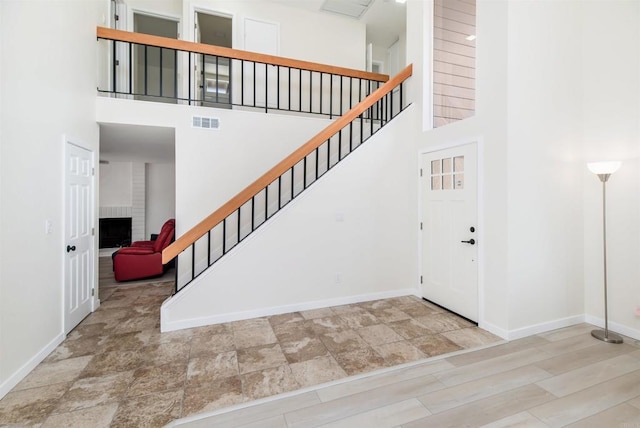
[66,245,76,253]
[461,239,475,245]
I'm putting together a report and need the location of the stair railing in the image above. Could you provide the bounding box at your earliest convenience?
[97,27,388,118]
[164,64,413,293]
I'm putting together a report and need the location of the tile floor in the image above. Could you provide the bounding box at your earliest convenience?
[0,274,500,427]
[171,324,640,428]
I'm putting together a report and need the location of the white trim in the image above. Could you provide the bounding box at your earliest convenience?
[127,7,182,33]
[479,320,508,340]
[506,315,586,341]
[585,315,640,342]
[0,333,65,399]
[190,3,237,45]
[161,289,419,332]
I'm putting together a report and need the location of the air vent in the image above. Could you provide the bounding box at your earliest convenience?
[321,0,373,19]
[192,116,220,130]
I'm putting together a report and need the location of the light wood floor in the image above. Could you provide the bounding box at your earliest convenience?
[171,324,640,428]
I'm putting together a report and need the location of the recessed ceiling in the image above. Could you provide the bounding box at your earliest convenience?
[99,124,175,163]
[321,0,374,19]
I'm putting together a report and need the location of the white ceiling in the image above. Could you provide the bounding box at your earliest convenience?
[272,0,406,49]
[99,124,175,163]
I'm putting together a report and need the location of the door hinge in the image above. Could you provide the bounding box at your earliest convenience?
[114,14,119,21]
[92,167,95,176]
[115,59,120,66]
[91,288,95,296]
[91,227,95,236]
[420,168,423,177]
[420,275,423,284]
[420,222,423,230]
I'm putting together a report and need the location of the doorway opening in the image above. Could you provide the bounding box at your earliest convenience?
[195,11,233,107]
[133,13,179,103]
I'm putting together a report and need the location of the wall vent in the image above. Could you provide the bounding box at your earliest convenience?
[192,116,220,130]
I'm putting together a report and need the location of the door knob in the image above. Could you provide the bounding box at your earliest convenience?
[461,239,475,245]
[66,245,76,253]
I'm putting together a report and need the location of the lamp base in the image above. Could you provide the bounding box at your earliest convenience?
[591,329,624,344]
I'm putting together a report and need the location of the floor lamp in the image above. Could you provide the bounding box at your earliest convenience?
[587,161,623,344]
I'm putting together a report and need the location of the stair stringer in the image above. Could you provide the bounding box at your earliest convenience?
[161,105,418,332]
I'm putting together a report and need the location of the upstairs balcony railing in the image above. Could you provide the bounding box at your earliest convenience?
[162,64,413,292]
[97,27,389,118]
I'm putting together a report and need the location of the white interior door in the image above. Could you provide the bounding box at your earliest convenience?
[421,143,478,321]
[65,142,94,333]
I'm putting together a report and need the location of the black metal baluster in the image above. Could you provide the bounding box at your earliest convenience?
[349,121,353,152]
[173,49,178,100]
[112,40,116,93]
[290,166,294,199]
[159,48,163,98]
[390,87,394,118]
[327,138,331,169]
[360,113,364,145]
[400,82,404,112]
[144,46,148,95]
[265,186,269,219]
[253,62,256,107]
[207,231,211,266]
[251,196,255,231]
[228,58,233,106]
[237,208,241,243]
[188,52,192,105]
[191,243,195,280]
[299,69,302,112]
[338,128,342,160]
[174,259,179,294]
[288,67,291,111]
[241,60,244,106]
[222,219,227,255]
[329,74,333,119]
[128,42,132,94]
[215,56,219,104]
[309,71,313,113]
[315,148,319,179]
[303,157,307,189]
[339,76,343,115]
[201,54,205,104]
[320,72,323,115]
[278,176,282,209]
[265,63,268,113]
[349,77,353,109]
[277,65,280,110]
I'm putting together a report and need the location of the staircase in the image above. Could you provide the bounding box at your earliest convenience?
[97,27,413,295]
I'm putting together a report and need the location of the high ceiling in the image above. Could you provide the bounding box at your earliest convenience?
[272,0,406,49]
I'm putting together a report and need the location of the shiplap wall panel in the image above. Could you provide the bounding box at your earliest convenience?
[434,0,476,127]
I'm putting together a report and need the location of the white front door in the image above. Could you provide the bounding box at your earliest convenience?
[65,142,94,333]
[421,143,478,321]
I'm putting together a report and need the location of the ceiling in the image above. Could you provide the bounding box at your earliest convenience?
[272,0,406,49]
[99,124,175,163]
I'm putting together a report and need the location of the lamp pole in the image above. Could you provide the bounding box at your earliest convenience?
[589,164,623,344]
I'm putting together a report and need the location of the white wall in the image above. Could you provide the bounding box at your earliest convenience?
[182,0,366,70]
[162,107,419,330]
[505,1,585,332]
[0,0,104,398]
[407,0,511,335]
[96,98,333,235]
[146,162,176,237]
[582,1,640,337]
[100,162,133,206]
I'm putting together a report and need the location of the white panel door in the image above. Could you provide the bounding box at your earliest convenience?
[65,142,94,333]
[421,143,478,321]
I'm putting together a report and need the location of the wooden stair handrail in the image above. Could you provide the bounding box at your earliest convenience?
[97,27,389,83]
[162,64,412,264]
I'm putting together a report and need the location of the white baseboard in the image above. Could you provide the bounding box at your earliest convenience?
[584,315,640,342]
[479,320,509,340]
[0,332,65,400]
[161,288,419,332]
[505,315,586,341]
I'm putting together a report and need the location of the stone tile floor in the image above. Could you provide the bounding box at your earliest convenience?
[0,279,501,427]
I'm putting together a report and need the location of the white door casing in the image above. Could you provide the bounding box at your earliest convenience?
[65,142,94,333]
[421,143,478,321]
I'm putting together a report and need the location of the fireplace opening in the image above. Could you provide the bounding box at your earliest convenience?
[99,217,132,248]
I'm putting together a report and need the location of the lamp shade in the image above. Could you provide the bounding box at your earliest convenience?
[587,161,621,175]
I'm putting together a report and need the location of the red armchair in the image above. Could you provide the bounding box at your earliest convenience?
[113,219,175,281]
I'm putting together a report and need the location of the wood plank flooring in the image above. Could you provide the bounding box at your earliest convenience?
[171,324,640,428]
